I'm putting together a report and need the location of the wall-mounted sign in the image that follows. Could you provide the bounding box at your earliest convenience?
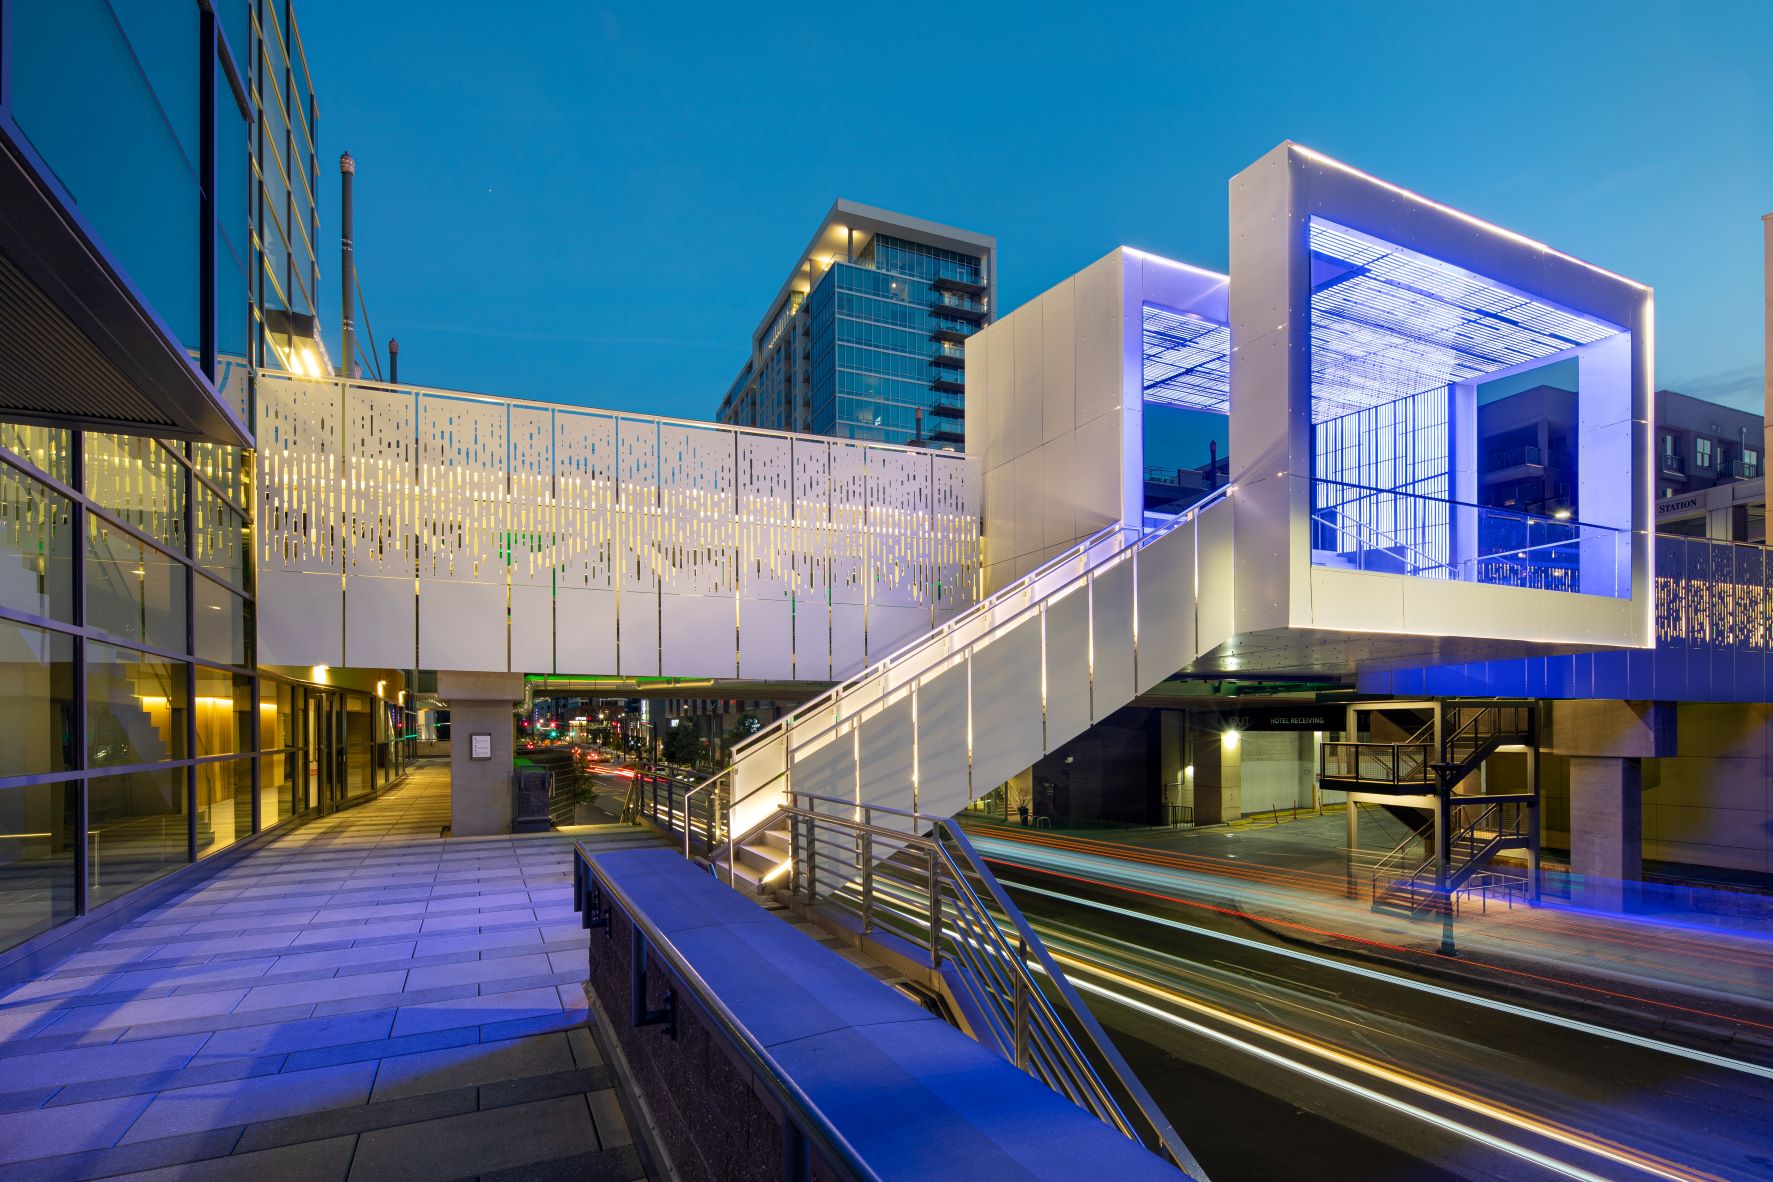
[469,732,493,760]
[1225,706,1343,733]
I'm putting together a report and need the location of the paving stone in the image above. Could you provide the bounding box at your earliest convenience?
[346,1094,600,1182]
[119,1060,379,1143]
[0,1094,156,1165]
[106,1132,357,1181]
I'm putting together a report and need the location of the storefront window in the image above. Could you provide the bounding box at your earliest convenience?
[0,781,78,953]
[87,642,188,766]
[196,757,253,857]
[0,464,75,623]
[0,620,77,777]
[87,767,187,904]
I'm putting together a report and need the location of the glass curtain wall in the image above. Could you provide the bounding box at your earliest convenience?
[0,428,269,954]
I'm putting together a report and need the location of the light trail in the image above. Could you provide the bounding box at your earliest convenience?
[979,825,1773,981]
[1062,962,1723,1182]
[977,837,1773,1038]
[1007,878,1773,1083]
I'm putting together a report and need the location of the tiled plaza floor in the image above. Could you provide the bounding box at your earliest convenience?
[0,764,664,1181]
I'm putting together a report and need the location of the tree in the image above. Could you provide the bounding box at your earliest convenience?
[662,723,702,768]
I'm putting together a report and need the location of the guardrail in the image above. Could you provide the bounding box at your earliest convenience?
[781,792,1206,1178]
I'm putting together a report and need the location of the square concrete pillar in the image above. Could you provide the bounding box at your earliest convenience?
[1568,755,1642,911]
[1192,723,1242,826]
[438,672,524,837]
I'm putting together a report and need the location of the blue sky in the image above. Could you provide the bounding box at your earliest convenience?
[300,1,1771,420]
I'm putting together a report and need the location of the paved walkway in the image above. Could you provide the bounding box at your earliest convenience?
[0,764,664,1181]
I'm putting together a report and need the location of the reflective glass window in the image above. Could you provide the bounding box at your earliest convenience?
[86,519,186,651]
[9,1,203,350]
[0,464,75,624]
[84,435,186,550]
[194,666,252,757]
[0,620,77,778]
[196,757,253,856]
[193,483,249,588]
[0,425,72,484]
[194,574,248,667]
[0,781,77,953]
[87,767,188,904]
[87,641,188,766]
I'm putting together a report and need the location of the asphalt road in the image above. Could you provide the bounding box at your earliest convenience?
[986,847,1773,1182]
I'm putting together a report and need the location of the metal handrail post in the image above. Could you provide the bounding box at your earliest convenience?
[926,847,942,969]
[860,829,874,934]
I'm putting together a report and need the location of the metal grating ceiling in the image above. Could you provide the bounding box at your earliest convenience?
[1308,218,1623,422]
[1142,304,1231,413]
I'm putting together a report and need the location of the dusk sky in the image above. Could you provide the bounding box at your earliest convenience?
[301,1,1771,421]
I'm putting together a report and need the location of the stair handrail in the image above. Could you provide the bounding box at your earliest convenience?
[708,485,1237,866]
[780,791,1207,1179]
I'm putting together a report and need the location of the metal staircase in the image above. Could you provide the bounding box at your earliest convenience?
[626,487,1235,1177]
[1323,701,1540,923]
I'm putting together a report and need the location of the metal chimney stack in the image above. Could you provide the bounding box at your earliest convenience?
[1763,212,1771,474]
[389,337,399,385]
[340,151,356,378]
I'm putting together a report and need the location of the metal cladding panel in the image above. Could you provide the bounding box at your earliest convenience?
[509,582,554,673]
[258,570,341,667]
[968,615,1044,793]
[555,586,617,674]
[914,662,971,815]
[343,385,415,580]
[419,580,506,671]
[1040,279,1077,446]
[738,597,793,680]
[868,604,932,666]
[555,410,619,594]
[856,695,915,812]
[730,730,787,840]
[831,602,866,680]
[659,423,735,597]
[792,439,832,602]
[738,433,794,603]
[617,417,660,593]
[1042,583,1091,751]
[1134,525,1196,693]
[867,447,932,612]
[619,586,660,676]
[508,406,555,593]
[344,575,415,669]
[662,593,736,678]
[1090,555,1136,718]
[419,396,506,586]
[933,457,978,616]
[829,443,868,607]
[1196,498,1237,654]
[786,726,854,812]
[259,376,342,578]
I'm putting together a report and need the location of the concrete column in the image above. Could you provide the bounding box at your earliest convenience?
[1192,723,1242,825]
[437,672,524,837]
[1568,756,1642,911]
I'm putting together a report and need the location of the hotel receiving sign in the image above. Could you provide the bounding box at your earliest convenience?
[1226,706,1342,733]
[469,733,493,760]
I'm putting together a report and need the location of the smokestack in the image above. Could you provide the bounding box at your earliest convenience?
[340,151,356,379]
[389,338,399,385]
[1763,213,1771,473]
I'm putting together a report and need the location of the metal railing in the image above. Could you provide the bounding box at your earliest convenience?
[572,848,885,1182]
[1310,478,1627,597]
[781,792,1205,1179]
[1319,740,1434,787]
[1371,798,1532,915]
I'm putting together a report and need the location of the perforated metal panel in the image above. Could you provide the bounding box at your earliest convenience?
[256,376,981,677]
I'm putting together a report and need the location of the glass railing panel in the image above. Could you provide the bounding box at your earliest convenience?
[1311,479,1626,598]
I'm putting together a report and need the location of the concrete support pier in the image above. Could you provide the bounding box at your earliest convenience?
[437,671,524,836]
[1568,755,1643,912]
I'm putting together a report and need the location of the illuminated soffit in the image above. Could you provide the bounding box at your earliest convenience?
[1308,218,1622,422]
[1142,304,1231,413]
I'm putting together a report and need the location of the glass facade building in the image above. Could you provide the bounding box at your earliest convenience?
[716,201,994,451]
[0,2,402,959]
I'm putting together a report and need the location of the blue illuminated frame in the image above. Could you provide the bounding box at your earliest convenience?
[1141,303,1230,413]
